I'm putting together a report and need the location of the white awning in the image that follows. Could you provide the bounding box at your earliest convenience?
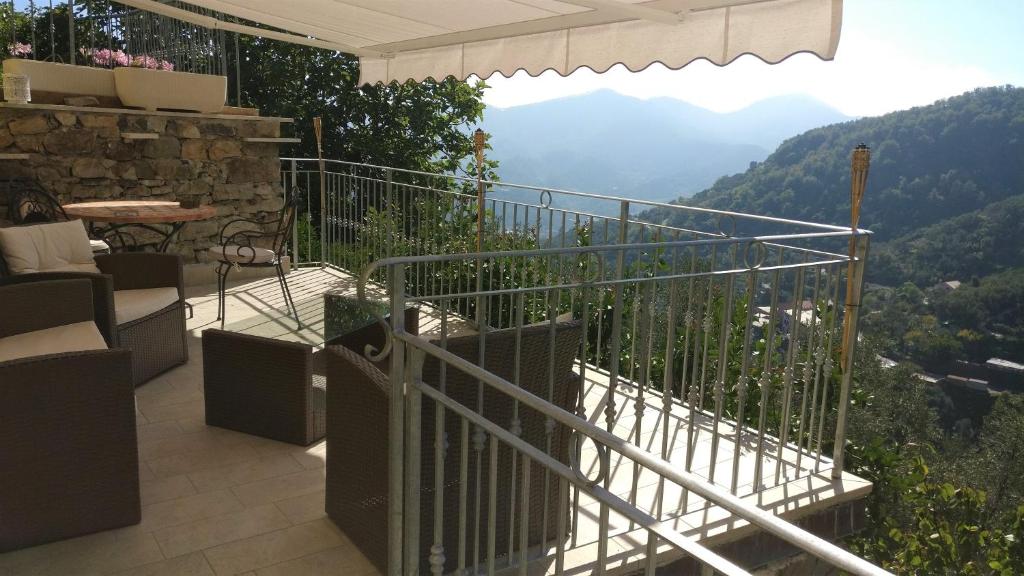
[140,0,844,85]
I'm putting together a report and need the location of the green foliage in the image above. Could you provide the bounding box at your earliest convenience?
[846,344,1024,574]
[854,459,1024,575]
[643,86,1024,242]
[871,196,1024,286]
[235,37,489,176]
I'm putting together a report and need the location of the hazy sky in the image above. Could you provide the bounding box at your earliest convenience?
[481,1,1024,117]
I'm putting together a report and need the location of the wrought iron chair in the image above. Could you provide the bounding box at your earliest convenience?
[2,179,111,253]
[211,194,301,329]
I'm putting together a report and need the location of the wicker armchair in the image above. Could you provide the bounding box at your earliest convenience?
[203,308,419,446]
[0,249,188,386]
[325,319,583,574]
[0,279,139,552]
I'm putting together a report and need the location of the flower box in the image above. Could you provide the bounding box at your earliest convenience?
[2,59,118,106]
[114,67,226,114]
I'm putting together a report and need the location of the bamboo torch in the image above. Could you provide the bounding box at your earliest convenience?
[473,129,487,253]
[313,117,325,268]
[840,144,870,370]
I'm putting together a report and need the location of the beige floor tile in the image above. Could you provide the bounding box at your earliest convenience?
[202,519,345,575]
[255,544,379,576]
[140,429,251,462]
[247,438,326,470]
[136,389,205,411]
[147,443,261,478]
[140,489,246,532]
[142,474,198,507]
[274,490,326,525]
[136,421,187,444]
[0,527,162,576]
[153,504,291,559]
[231,468,326,508]
[188,454,305,493]
[139,460,157,482]
[111,552,215,576]
[140,400,206,424]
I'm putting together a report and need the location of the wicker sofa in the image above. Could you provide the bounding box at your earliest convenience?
[0,220,188,386]
[0,279,140,552]
[325,319,583,574]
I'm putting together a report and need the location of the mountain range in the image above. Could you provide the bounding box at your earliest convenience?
[642,85,1024,284]
[479,90,851,209]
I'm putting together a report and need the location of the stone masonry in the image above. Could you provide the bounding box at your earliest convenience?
[0,106,289,262]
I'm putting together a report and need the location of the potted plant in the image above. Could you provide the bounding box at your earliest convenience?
[3,45,119,106]
[113,53,226,114]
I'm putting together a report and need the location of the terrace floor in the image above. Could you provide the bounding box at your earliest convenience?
[0,267,871,576]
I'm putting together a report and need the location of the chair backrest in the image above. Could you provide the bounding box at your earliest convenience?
[0,279,96,339]
[270,191,302,257]
[4,181,69,226]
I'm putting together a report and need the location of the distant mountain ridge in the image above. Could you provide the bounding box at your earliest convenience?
[644,86,1024,243]
[479,90,851,210]
[635,85,1024,292]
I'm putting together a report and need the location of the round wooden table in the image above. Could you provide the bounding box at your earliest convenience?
[63,200,217,253]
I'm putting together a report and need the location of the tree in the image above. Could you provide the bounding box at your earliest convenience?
[235,37,489,175]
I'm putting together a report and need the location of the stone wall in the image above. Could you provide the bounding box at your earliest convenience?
[0,105,288,262]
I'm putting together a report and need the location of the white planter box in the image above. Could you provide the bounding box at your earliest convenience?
[114,68,226,114]
[2,59,117,104]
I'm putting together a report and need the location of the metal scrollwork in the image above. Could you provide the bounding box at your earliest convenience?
[716,213,736,238]
[743,240,767,270]
[539,189,553,209]
[357,262,394,362]
[568,431,610,488]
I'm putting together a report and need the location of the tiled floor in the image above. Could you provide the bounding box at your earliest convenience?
[0,268,871,576]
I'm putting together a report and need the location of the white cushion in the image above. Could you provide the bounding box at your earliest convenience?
[114,287,181,325]
[89,238,111,253]
[0,220,101,275]
[0,320,108,363]
[209,244,276,264]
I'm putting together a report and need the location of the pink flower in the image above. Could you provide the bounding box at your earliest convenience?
[158,60,175,71]
[131,55,161,69]
[8,42,32,57]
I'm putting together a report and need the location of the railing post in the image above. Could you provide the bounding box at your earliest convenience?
[605,200,629,432]
[832,234,869,479]
[289,159,299,270]
[388,263,407,576]
[386,168,394,261]
[404,347,425,575]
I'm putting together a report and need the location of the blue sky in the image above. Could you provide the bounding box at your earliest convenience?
[482,1,1024,116]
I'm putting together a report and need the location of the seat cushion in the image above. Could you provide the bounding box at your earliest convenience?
[209,245,276,264]
[114,287,181,325]
[89,238,111,253]
[0,220,101,275]
[0,320,108,363]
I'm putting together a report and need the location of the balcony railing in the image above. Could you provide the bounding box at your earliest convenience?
[281,159,883,575]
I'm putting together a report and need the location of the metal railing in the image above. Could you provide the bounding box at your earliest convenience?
[281,159,883,574]
[4,0,239,102]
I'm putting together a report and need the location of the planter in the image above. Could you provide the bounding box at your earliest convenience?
[114,67,226,114]
[2,59,118,106]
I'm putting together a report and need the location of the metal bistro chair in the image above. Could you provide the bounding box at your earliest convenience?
[3,180,110,253]
[211,194,301,329]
